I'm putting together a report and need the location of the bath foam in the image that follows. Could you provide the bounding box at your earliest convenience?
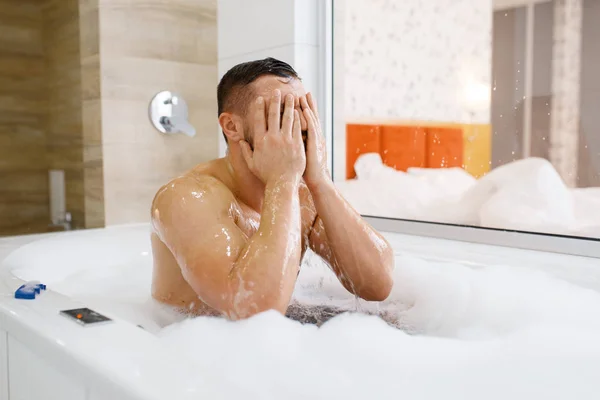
[19,242,600,337]
[157,313,600,400]
[154,253,600,399]
[49,247,600,399]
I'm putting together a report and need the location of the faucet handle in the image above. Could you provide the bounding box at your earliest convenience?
[159,116,196,137]
[174,120,196,137]
[149,91,196,137]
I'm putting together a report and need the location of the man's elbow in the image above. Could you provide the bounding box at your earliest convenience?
[359,250,395,302]
[360,273,393,301]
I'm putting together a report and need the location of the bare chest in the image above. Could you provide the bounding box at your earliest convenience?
[232,199,317,250]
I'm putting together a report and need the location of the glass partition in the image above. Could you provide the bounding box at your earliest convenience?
[332,0,600,250]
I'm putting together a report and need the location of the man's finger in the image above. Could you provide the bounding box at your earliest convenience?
[268,89,281,133]
[253,97,266,138]
[240,140,254,169]
[307,92,320,122]
[282,94,294,136]
[303,106,317,142]
[300,96,318,129]
[293,110,302,142]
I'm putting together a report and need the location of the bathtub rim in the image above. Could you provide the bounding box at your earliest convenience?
[365,216,600,259]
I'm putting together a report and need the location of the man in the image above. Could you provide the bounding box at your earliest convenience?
[151,57,394,321]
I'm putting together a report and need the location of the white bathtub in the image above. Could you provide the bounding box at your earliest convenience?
[2,223,600,400]
[0,224,244,400]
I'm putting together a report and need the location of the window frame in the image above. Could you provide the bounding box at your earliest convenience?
[317,0,335,176]
[364,216,600,258]
[322,0,600,259]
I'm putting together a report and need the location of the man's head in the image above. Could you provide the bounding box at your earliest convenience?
[217,57,308,147]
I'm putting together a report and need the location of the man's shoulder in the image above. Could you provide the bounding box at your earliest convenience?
[152,171,234,212]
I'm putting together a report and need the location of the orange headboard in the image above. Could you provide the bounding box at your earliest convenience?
[346,123,468,179]
[426,127,463,168]
[381,126,427,171]
[346,124,382,180]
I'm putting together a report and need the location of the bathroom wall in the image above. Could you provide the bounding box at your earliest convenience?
[43,0,87,229]
[0,0,103,236]
[97,0,218,225]
[1,0,250,233]
[79,0,104,229]
[0,0,48,236]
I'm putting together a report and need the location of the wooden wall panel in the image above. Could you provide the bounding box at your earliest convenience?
[1,0,217,233]
[43,0,87,229]
[0,0,48,236]
[79,0,104,229]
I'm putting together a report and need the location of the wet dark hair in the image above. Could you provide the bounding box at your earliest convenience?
[217,57,300,142]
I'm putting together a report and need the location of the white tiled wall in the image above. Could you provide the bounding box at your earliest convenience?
[292,44,320,103]
[88,386,135,400]
[217,0,296,60]
[294,0,319,46]
[217,0,321,157]
[218,46,297,81]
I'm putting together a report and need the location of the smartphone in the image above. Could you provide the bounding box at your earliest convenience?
[59,307,112,327]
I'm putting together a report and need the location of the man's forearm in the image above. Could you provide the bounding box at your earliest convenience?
[309,179,394,301]
[229,177,302,317]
